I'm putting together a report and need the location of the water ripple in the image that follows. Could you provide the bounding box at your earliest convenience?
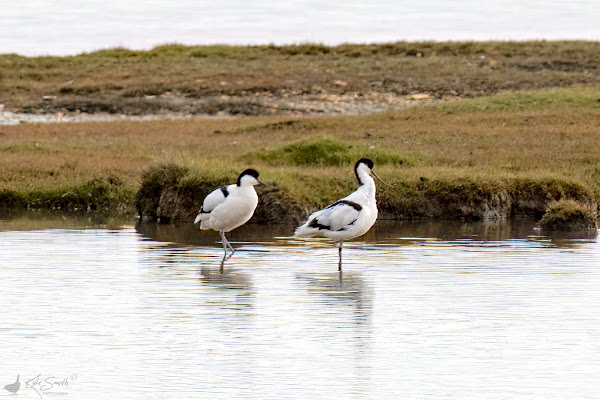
[0,221,598,399]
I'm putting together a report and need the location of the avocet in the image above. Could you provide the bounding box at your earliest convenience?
[295,158,386,270]
[194,169,271,258]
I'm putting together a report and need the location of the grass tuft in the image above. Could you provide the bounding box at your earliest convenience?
[247,135,409,167]
[539,199,598,231]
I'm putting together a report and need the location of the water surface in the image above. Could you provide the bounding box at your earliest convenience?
[0,215,598,399]
[2,0,599,56]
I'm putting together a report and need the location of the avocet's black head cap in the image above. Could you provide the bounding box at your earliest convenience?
[354,158,374,185]
[237,168,259,186]
[355,158,374,171]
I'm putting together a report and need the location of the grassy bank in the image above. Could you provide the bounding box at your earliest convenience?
[1,41,599,116]
[1,87,599,222]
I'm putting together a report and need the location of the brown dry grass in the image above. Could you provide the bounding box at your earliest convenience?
[1,41,599,116]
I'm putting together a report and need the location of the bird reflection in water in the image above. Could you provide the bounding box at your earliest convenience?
[219,251,233,272]
[295,271,373,325]
[197,263,256,386]
[198,265,254,312]
[199,265,253,292]
[296,271,373,394]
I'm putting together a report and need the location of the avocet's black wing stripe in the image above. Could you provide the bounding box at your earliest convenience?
[199,185,232,214]
[326,199,362,211]
[308,200,362,232]
[308,218,331,230]
[337,218,358,231]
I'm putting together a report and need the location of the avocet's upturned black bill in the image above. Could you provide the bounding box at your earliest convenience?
[194,168,267,259]
[295,158,380,270]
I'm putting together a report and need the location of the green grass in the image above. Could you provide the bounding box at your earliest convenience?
[441,87,600,112]
[2,86,600,220]
[246,135,411,167]
[1,177,134,213]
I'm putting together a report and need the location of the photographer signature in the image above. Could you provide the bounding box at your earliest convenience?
[24,374,76,399]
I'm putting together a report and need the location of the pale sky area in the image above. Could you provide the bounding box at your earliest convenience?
[1,0,599,55]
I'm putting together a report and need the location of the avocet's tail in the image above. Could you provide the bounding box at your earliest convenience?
[194,210,211,230]
[294,212,324,237]
[193,212,205,224]
[295,207,327,237]
[294,223,320,237]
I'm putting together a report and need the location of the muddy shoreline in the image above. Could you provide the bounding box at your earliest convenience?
[1,91,440,125]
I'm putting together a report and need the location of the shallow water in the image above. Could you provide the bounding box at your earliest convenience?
[4,0,600,56]
[0,215,599,399]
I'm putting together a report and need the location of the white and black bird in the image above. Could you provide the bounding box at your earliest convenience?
[295,158,385,270]
[194,169,269,258]
[4,375,20,395]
